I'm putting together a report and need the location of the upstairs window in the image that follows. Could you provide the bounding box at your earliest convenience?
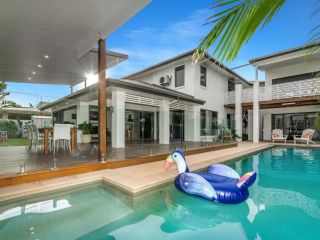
[228,79,235,92]
[175,65,185,88]
[200,66,207,87]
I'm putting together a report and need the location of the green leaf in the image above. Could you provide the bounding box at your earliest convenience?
[194,0,286,63]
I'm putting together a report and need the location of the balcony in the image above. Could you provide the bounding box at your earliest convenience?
[224,78,320,105]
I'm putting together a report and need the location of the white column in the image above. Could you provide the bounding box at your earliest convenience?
[263,111,272,141]
[159,100,170,144]
[112,91,125,148]
[235,84,242,142]
[184,106,200,142]
[76,102,89,143]
[2,112,8,119]
[253,81,260,143]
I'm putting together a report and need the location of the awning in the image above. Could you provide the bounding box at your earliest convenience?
[0,0,150,85]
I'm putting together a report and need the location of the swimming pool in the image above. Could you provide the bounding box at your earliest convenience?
[1,147,320,239]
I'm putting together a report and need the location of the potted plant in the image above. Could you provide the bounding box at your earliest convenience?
[78,121,92,144]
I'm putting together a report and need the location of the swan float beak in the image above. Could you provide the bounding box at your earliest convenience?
[165,155,174,170]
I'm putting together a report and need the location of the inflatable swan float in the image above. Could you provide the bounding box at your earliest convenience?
[164,149,257,204]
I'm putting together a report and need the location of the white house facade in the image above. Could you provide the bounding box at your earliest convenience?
[125,50,250,143]
[225,43,320,142]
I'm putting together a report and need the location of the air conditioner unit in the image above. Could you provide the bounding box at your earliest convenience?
[159,75,172,86]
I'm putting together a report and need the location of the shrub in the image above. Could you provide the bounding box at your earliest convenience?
[0,120,19,138]
[78,121,92,135]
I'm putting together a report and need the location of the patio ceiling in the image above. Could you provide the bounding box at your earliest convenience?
[0,0,150,85]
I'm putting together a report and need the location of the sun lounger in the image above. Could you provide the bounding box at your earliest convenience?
[294,129,315,145]
[272,129,287,143]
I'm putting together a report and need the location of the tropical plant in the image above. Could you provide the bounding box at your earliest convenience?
[0,120,19,138]
[193,0,320,63]
[0,82,9,105]
[0,81,21,108]
[78,121,92,135]
[314,113,320,130]
[16,118,23,138]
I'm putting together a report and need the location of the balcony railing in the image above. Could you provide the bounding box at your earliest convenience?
[224,78,320,104]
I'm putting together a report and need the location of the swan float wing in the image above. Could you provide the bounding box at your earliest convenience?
[207,164,240,179]
[179,173,217,201]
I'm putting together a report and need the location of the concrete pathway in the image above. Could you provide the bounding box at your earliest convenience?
[0,142,273,203]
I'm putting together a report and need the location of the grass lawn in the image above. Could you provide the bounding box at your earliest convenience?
[0,138,27,147]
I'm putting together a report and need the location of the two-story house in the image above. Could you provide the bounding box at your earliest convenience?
[41,50,248,148]
[125,50,250,143]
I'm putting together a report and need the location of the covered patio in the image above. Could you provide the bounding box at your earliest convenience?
[0,0,237,182]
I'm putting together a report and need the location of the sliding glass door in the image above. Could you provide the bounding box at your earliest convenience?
[125,110,154,142]
[170,110,184,141]
[272,112,318,140]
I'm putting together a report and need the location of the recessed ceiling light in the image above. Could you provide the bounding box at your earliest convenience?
[37,64,42,68]
[32,71,36,75]
[27,77,31,80]
[44,55,49,59]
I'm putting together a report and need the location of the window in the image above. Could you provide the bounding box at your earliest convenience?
[228,79,235,92]
[272,72,320,85]
[7,113,32,120]
[227,114,235,129]
[175,65,185,88]
[200,109,218,136]
[200,66,207,87]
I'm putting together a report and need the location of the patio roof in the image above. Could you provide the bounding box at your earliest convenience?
[249,42,320,71]
[0,0,150,85]
[0,107,51,115]
[39,78,205,111]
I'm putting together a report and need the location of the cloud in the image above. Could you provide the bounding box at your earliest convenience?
[108,9,211,78]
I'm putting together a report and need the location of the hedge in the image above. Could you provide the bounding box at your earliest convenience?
[0,120,19,138]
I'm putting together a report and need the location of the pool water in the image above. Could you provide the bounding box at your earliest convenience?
[1,147,320,240]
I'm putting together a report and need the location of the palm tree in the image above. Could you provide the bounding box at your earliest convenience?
[0,81,21,108]
[194,0,320,129]
[194,0,320,63]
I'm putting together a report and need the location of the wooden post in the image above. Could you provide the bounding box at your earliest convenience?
[98,38,107,161]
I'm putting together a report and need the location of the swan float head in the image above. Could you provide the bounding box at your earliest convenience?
[165,149,189,174]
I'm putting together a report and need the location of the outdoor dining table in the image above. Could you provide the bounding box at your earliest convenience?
[39,127,77,155]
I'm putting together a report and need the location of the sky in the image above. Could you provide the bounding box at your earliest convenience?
[5,0,320,107]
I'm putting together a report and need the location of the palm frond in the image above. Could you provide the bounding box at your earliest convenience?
[306,0,320,57]
[193,0,285,63]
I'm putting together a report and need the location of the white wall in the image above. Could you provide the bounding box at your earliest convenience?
[265,58,320,86]
[1,112,8,119]
[137,59,195,96]
[76,102,89,143]
[195,62,229,122]
[132,58,230,124]
[63,109,77,124]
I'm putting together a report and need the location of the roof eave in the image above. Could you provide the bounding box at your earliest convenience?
[124,49,250,85]
[249,42,320,65]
